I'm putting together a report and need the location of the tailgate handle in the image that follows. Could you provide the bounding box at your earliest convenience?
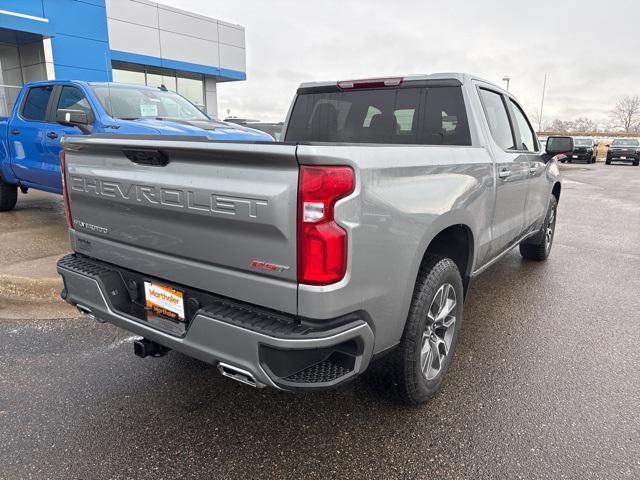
[122,149,169,166]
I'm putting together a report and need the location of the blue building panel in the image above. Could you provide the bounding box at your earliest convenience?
[42,0,111,81]
[0,0,45,17]
[43,0,109,42]
[0,0,53,36]
[52,35,112,75]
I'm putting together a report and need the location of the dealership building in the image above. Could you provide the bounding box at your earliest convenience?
[0,0,246,117]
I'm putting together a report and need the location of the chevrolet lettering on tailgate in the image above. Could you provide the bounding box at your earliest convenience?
[70,175,268,219]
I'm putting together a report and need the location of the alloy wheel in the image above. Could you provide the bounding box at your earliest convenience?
[545,204,556,253]
[420,283,457,380]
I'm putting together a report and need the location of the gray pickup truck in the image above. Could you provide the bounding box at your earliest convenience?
[57,73,571,404]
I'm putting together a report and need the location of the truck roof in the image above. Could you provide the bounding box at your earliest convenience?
[298,72,507,94]
[21,80,166,91]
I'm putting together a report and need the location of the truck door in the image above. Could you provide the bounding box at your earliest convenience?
[8,84,56,189]
[40,85,95,193]
[507,98,547,234]
[477,87,530,257]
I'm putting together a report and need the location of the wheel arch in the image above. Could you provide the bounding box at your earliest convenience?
[417,221,475,298]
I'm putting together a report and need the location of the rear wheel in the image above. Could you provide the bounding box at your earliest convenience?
[606,158,611,165]
[520,195,557,261]
[0,177,18,212]
[374,255,463,405]
[633,159,639,166]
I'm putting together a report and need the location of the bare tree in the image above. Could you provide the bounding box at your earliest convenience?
[571,117,598,133]
[547,119,573,133]
[610,96,640,132]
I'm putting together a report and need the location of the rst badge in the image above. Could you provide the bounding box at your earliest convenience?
[250,260,291,273]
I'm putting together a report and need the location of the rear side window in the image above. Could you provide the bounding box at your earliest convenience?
[423,87,471,146]
[479,89,515,150]
[21,85,54,121]
[285,86,471,146]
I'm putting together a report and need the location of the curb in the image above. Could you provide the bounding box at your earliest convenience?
[0,274,62,302]
[0,274,80,320]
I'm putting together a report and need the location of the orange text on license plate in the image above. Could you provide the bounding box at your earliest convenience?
[144,282,185,322]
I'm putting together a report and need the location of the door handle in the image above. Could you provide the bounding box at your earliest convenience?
[498,169,512,179]
[529,166,538,174]
[10,128,20,135]
[47,131,58,139]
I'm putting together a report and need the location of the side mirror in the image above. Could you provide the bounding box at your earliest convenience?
[546,136,574,155]
[56,109,91,134]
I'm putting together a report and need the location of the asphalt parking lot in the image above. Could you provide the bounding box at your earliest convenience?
[1,163,639,480]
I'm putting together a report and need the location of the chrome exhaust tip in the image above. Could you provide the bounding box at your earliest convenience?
[76,304,103,323]
[217,362,258,388]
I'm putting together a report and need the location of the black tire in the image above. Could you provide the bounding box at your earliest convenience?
[0,177,18,212]
[606,158,611,165]
[373,255,464,405]
[520,195,558,261]
[633,159,639,166]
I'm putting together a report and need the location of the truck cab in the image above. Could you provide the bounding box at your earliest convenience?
[0,80,273,211]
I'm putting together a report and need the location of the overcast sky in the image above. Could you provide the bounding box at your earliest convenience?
[159,0,639,127]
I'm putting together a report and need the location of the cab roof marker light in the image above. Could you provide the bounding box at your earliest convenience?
[337,77,404,90]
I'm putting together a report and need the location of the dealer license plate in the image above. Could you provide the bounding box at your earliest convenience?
[144,281,185,322]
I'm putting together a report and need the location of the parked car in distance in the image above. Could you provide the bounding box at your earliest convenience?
[57,73,570,405]
[245,122,284,141]
[224,117,285,141]
[606,138,640,166]
[566,138,597,164]
[0,81,273,211]
[223,116,260,124]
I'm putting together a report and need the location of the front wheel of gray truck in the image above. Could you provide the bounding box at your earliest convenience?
[0,177,18,212]
[375,255,464,405]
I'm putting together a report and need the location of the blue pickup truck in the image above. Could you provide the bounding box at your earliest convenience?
[0,80,273,211]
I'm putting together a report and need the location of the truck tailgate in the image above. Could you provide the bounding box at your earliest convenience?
[63,137,299,314]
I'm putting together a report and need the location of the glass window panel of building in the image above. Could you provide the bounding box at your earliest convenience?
[112,68,146,86]
[146,72,177,93]
[177,76,204,109]
[111,62,205,111]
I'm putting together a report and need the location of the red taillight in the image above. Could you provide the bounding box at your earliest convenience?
[337,77,403,90]
[60,150,73,228]
[298,165,354,286]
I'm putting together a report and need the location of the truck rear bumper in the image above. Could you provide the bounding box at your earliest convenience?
[57,254,375,391]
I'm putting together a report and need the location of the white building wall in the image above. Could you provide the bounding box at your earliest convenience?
[105,0,246,75]
[204,76,218,117]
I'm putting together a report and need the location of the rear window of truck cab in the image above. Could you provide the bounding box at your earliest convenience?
[285,85,471,146]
